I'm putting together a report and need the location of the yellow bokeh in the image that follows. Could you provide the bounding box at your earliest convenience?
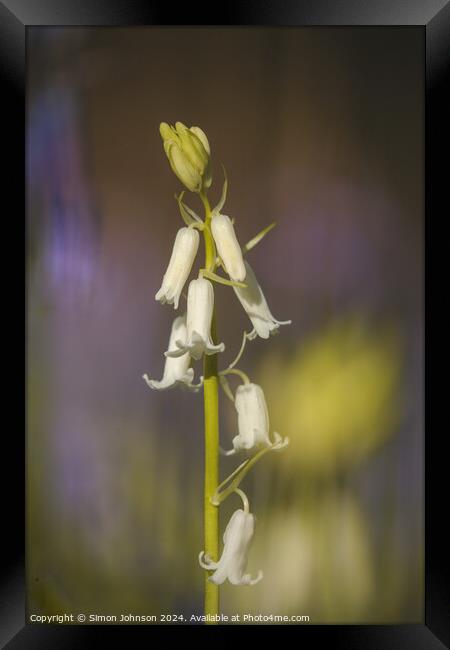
[259,317,403,475]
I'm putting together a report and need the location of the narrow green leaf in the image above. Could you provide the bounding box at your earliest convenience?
[175,192,203,227]
[202,269,247,289]
[242,221,277,254]
[181,199,202,223]
[212,164,228,214]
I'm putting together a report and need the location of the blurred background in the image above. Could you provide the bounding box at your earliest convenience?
[27,27,423,623]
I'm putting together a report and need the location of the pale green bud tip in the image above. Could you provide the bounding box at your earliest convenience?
[168,142,202,193]
[160,121,212,192]
[190,126,211,156]
[160,122,175,141]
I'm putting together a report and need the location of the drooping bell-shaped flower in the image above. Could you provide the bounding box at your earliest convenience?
[155,226,199,310]
[199,509,263,586]
[142,313,201,392]
[160,122,212,192]
[223,382,289,455]
[233,261,291,339]
[211,213,246,282]
[165,277,225,361]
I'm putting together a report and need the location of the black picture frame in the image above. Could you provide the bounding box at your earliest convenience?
[3,0,449,646]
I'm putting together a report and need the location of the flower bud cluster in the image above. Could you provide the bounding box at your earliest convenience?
[160,122,212,193]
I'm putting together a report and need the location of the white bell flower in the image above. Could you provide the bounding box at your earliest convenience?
[211,213,246,282]
[199,509,263,586]
[233,261,291,339]
[223,382,289,455]
[165,277,225,361]
[142,314,201,391]
[155,226,199,310]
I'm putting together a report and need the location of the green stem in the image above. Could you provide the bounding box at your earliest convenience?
[211,444,275,506]
[200,192,216,272]
[201,191,220,621]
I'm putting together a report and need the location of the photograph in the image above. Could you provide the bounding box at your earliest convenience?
[26,25,425,626]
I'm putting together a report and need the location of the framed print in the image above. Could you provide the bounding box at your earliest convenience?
[2,0,449,646]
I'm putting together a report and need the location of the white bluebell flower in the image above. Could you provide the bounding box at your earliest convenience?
[223,382,289,455]
[155,226,199,310]
[211,213,246,282]
[142,313,201,391]
[165,277,225,361]
[199,509,263,586]
[233,261,291,339]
